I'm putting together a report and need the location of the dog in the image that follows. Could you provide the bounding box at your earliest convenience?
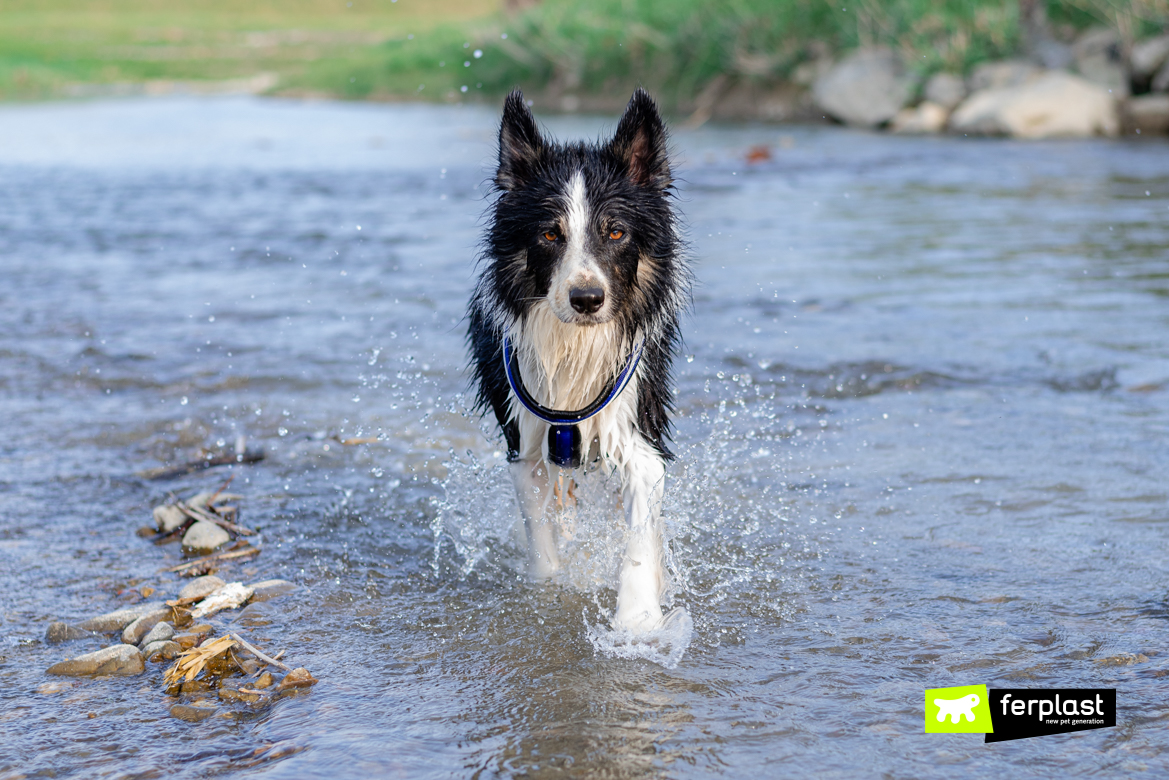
[468,88,690,635]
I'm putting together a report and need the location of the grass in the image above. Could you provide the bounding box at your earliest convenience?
[2,1,1166,105]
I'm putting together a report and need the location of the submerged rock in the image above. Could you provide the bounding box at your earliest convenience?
[122,608,173,645]
[45,622,94,644]
[170,703,218,722]
[276,668,317,692]
[179,575,226,603]
[182,521,231,554]
[77,601,169,633]
[813,47,915,127]
[152,504,187,535]
[254,671,275,689]
[47,644,144,677]
[950,71,1119,138]
[138,621,175,648]
[142,639,182,662]
[248,579,296,603]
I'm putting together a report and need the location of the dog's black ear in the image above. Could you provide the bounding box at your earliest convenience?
[609,89,671,190]
[497,89,543,191]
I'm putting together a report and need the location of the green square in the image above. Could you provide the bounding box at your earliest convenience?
[925,685,994,733]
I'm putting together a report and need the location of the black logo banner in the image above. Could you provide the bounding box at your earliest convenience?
[986,689,1116,743]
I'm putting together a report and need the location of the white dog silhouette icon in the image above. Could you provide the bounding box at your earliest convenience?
[933,693,980,723]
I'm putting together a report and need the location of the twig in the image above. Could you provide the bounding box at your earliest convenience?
[231,633,292,672]
[177,501,255,536]
[167,542,259,573]
[140,450,265,480]
[207,474,235,507]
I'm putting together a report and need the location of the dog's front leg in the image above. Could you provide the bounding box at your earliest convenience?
[510,459,561,579]
[613,446,666,633]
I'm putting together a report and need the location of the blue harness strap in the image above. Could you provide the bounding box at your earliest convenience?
[502,335,644,468]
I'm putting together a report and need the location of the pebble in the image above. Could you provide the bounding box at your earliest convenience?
[77,601,169,633]
[36,681,73,695]
[138,622,175,648]
[179,575,226,602]
[218,679,263,703]
[190,582,253,619]
[44,622,95,644]
[248,579,297,603]
[152,504,188,534]
[276,668,317,691]
[122,608,174,645]
[182,521,231,554]
[254,671,275,689]
[142,640,182,662]
[47,644,145,677]
[169,703,218,722]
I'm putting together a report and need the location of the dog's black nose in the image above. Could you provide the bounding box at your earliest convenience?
[569,286,605,314]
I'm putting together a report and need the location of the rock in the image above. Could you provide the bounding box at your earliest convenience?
[968,59,1041,91]
[138,621,175,648]
[36,681,72,695]
[254,671,275,689]
[1132,35,1169,81]
[248,579,297,603]
[812,47,916,127]
[924,72,966,110]
[142,639,182,662]
[276,667,317,692]
[152,504,187,534]
[1129,94,1169,134]
[1032,39,1075,71]
[182,521,230,554]
[77,601,169,633]
[45,622,94,644]
[173,633,203,650]
[1153,62,1169,93]
[218,679,263,703]
[190,582,253,619]
[890,101,949,134]
[1073,27,1129,96]
[179,575,226,603]
[950,71,1120,138]
[121,608,173,645]
[170,703,218,722]
[46,644,144,677]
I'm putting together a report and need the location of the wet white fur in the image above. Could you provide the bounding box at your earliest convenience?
[548,172,608,324]
[504,169,668,633]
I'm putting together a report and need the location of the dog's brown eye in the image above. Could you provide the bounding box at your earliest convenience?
[609,229,624,240]
[543,231,558,242]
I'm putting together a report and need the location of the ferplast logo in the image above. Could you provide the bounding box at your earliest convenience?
[924,685,994,734]
[924,686,1116,742]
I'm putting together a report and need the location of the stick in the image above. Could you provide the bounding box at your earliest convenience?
[140,450,265,480]
[167,543,259,573]
[207,474,234,506]
[230,633,292,672]
[177,501,255,536]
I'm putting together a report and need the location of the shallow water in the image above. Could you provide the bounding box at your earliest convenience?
[1,96,1168,778]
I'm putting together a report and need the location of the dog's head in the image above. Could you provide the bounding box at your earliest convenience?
[487,89,675,328]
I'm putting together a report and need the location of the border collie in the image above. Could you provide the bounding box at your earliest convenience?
[468,89,690,635]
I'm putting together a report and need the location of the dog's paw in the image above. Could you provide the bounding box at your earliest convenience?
[590,606,693,668]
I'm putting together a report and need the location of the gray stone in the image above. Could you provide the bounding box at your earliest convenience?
[44,622,94,644]
[77,601,169,633]
[142,639,182,662]
[968,59,1041,91]
[1130,94,1169,134]
[950,71,1119,138]
[182,521,230,554]
[170,703,218,722]
[924,72,966,110]
[248,579,297,603]
[121,608,173,645]
[1132,35,1169,80]
[1073,27,1129,96]
[812,47,916,127]
[1032,39,1074,71]
[138,621,175,648]
[152,504,187,534]
[179,575,226,603]
[46,644,144,677]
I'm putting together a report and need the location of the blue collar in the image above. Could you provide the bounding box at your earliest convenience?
[502,335,644,425]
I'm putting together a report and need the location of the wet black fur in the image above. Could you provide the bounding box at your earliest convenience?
[468,89,689,461]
